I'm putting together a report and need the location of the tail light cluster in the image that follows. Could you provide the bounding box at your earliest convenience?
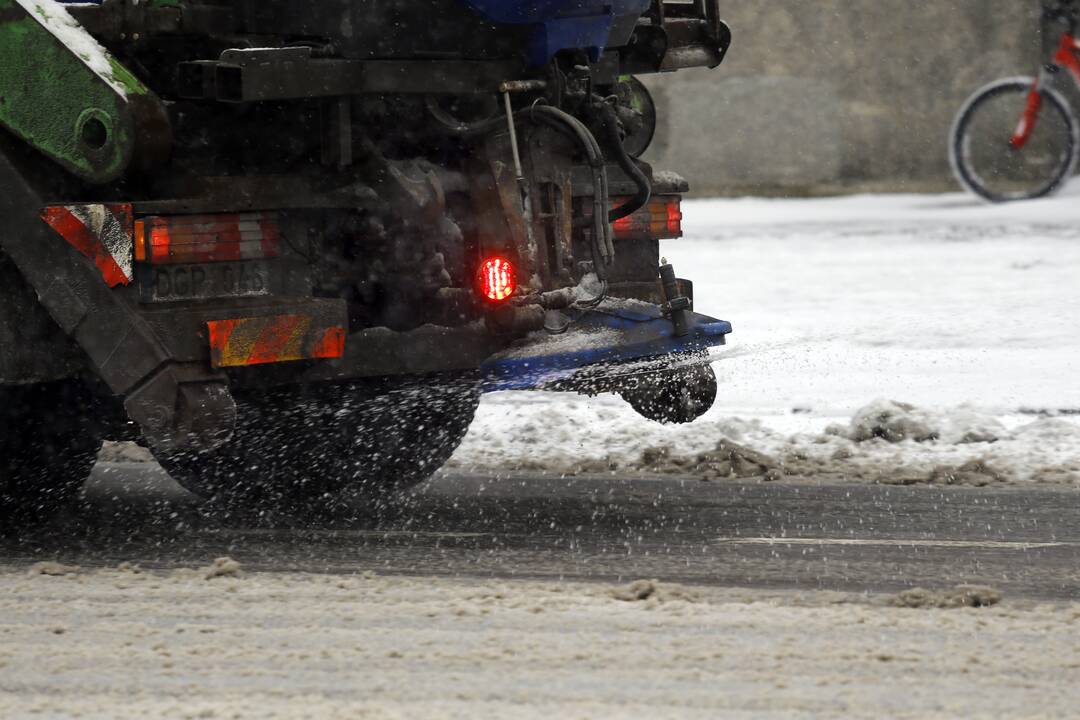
[134,212,280,264]
[612,195,683,241]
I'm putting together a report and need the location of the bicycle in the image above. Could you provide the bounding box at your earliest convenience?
[950,0,1080,202]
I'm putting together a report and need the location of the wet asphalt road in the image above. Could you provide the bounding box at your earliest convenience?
[3,462,1080,600]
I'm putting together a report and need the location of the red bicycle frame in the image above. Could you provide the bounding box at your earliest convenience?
[1011,31,1080,148]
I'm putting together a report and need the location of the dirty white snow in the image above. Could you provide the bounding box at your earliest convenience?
[450,189,1080,485]
[2,566,1078,719]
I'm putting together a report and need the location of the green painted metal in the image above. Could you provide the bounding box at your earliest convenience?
[0,0,162,183]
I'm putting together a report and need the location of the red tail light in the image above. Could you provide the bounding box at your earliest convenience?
[665,197,683,237]
[478,257,516,302]
[611,195,683,241]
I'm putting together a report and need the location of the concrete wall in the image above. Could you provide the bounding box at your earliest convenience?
[641,2,1044,196]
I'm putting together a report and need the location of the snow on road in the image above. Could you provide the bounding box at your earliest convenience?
[453,190,1080,485]
[2,566,1078,719]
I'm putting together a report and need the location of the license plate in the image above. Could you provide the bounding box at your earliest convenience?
[140,261,271,303]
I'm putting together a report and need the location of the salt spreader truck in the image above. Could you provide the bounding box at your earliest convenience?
[0,0,732,518]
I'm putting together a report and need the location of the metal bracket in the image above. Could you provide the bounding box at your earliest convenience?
[659,258,690,337]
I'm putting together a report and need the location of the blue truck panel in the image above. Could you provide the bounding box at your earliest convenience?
[461,0,651,64]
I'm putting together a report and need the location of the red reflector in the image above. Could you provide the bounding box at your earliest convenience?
[478,257,516,302]
[611,196,683,241]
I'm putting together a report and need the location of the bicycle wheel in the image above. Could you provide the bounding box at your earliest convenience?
[950,76,1079,202]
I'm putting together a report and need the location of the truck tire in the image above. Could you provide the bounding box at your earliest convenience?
[0,381,103,526]
[153,376,480,515]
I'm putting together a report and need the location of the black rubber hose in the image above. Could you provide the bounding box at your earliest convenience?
[425,96,616,279]
[599,103,652,223]
[528,105,615,278]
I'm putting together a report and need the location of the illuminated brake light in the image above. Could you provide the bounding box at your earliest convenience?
[611,196,683,241]
[478,257,516,302]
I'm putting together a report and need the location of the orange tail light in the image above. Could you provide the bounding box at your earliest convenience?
[612,195,683,241]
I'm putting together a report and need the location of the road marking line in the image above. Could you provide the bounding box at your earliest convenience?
[206,528,493,541]
[713,538,1066,550]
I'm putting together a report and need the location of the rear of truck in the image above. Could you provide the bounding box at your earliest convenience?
[0,0,732,518]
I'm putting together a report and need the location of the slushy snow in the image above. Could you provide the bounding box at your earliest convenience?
[1,566,1076,719]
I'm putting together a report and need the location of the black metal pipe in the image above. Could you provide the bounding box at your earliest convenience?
[599,103,651,223]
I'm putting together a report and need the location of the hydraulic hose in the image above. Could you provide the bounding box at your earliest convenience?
[526,104,615,281]
[599,103,652,223]
[424,96,615,281]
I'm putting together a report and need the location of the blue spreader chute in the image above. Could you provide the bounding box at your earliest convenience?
[480,301,731,392]
[461,0,651,65]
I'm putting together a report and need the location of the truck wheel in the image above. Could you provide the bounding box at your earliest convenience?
[153,377,480,515]
[619,361,717,424]
[0,381,103,525]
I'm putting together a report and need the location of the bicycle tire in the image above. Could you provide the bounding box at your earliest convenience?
[950,76,1079,202]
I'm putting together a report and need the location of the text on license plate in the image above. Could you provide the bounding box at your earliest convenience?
[140,261,271,303]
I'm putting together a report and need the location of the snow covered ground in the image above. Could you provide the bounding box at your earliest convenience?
[3,565,1078,719]
[451,189,1080,485]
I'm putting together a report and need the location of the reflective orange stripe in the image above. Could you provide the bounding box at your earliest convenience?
[40,205,133,287]
[311,326,346,359]
[246,314,307,365]
[207,315,346,368]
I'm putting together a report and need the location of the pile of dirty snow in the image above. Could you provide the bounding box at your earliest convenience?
[97,395,1080,487]
[448,393,1080,486]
